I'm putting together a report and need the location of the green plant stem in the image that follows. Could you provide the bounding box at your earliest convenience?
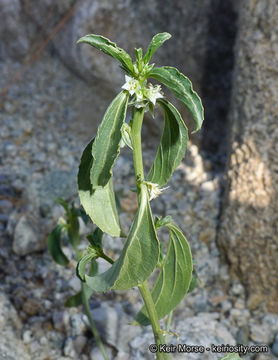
[166,311,173,332]
[75,248,109,360]
[99,252,114,264]
[81,283,109,360]
[131,107,168,360]
[130,107,145,196]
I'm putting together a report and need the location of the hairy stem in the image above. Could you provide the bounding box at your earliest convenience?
[131,107,168,360]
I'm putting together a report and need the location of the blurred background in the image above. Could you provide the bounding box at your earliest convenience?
[0,1,278,359]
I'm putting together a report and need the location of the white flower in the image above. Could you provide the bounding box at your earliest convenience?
[134,88,145,108]
[144,181,169,201]
[145,84,163,105]
[121,75,140,95]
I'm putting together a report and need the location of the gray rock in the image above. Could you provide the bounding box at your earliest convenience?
[25,170,77,217]
[70,313,88,337]
[250,322,274,344]
[218,0,278,313]
[0,293,22,332]
[230,309,250,327]
[230,282,245,297]
[0,199,13,214]
[64,336,78,358]
[0,294,30,360]
[13,214,45,256]
[272,333,278,357]
[90,345,113,360]
[0,0,33,60]
[130,313,236,359]
[263,314,278,334]
[52,310,70,333]
[92,302,141,353]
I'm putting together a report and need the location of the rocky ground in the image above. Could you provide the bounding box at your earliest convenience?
[0,54,278,360]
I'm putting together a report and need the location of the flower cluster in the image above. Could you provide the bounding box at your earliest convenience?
[122,75,163,109]
[144,181,169,201]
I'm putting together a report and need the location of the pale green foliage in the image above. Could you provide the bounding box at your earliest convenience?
[78,139,122,237]
[90,91,129,187]
[147,99,188,186]
[85,185,160,291]
[76,32,204,328]
[149,66,204,132]
[135,218,192,325]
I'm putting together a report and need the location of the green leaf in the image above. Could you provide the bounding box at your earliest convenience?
[221,355,241,360]
[77,34,134,74]
[135,220,192,326]
[90,91,129,187]
[77,253,96,281]
[148,66,204,132]
[89,259,98,277]
[143,33,171,64]
[188,272,197,293]
[56,197,69,216]
[87,228,103,248]
[68,206,80,248]
[146,99,188,186]
[85,185,160,291]
[78,139,122,237]
[64,292,82,307]
[64,284,94,308]
[47,225,69,266]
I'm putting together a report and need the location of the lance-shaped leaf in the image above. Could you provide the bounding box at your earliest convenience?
[85,186,160,291]
[65,291,83,308]
[78,139,122,237]
[148,66,204,132]
[77,34,134,74]
[143,32,171,64]
[64,285,94,308]
[90,91,129,187]
[135,219,192,326]
[146,99,188,186]
[68,205,80,249]
[77,253,96,281]
[47,225,69,266]
[65,260,97,307]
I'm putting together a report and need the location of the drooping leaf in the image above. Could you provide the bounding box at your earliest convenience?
[146,99,188,186]
[64,284,94,308]
[90,91,129,187]
[87,228,103,249]
[143,32,171,64]
[89,259,98,277]
[78,139,122,237]
[148,66,204,132]
[68,205,80,248]
[77,34,134,74]
[56,197,69,216]
[47,225,69,266]
[135,220,192,326]
[65,260,97,308]
[77,208,90,225]
[85,185,160,291]
[77,253,96,281]
[188,266,201,293]
[64,291,83,307]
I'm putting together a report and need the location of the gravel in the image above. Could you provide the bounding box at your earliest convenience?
[0,53,277,360]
